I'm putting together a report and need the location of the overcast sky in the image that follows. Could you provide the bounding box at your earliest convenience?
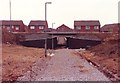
[0,0,119,28]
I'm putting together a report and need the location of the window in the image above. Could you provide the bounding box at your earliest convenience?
[3,26,5,28]
[39,26,44,29]
[86,26,90,30]
[30,26,35,29]
[76,26,81,30]
[6,26,10,30]
[15,27,19,30]
[12,26,14,29]
[94,26,99,29]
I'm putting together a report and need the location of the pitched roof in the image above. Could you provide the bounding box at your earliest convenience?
[101,23,120,31]
[29,20,48,26]
[56,24,73,32]
[101,23,120,28]
[0,20,24,25]
[74,20,100,26]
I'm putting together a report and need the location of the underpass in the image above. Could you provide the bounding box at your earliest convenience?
[17,32,102,49]
[14,32,112,81]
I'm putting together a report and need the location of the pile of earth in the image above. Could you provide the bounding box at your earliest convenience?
[2,30,17,44]
[87,33,119,81]
[89,34,119,58]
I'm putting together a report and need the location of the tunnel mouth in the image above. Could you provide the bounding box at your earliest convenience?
[20,37,58,49]
[19,37,102,50]
[66,37,102,49]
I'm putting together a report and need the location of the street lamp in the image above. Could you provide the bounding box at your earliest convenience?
[9,0,11,20]
[52,23,55,50]
[45,2,52,20]
[45,2,52,57]
[9,0,12,32]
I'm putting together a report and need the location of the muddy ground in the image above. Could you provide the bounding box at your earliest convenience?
[1,31,120,82]
[77,34,119,81]
[2,44,44,81]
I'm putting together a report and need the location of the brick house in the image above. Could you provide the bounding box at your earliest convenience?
[100,23,120,33]
[56,24,73,32]
[0,20,25,32]
[28,20,48,32]
[74,20,101,32]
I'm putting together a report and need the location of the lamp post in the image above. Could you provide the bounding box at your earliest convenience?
[45,2,52,57]
[118,1,120,77]
[52,23,55,50]
[45,2,52,20]
[9,0,11,20]
[9,0,12,32]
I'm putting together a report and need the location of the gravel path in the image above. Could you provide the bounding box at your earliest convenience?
[17,49,110,81]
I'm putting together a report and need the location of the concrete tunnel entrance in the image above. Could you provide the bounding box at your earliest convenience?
[55,36,102,49]
[66,37,102,49]
[20,37,102,49]
[20,37,58,49]
[57,36,67,48]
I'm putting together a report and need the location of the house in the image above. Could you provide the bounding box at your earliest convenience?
[0,20,25,32]
[56,24,73,32]
[100,23,120,33]
[28,20,48,32]
[74,20,100,32]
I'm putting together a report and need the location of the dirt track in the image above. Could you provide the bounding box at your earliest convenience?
[17,49,110,81]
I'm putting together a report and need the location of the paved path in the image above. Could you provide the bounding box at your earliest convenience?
[17,49,110,81]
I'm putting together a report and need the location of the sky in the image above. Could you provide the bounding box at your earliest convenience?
[0,0,119,29]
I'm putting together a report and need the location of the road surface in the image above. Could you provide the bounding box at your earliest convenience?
[17,49,110,81]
